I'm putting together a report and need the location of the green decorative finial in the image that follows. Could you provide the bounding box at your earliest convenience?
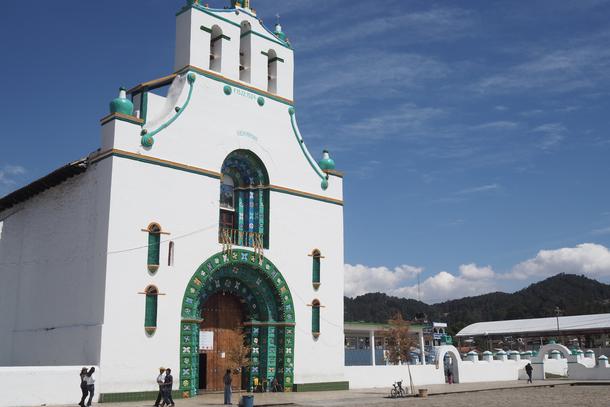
[110,87,134,116]
[318,150,336,170]
[231,0,251,9]
[274,16,288,42]
[321,178,329,190]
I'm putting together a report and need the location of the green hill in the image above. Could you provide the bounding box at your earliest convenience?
[344,274,610,335]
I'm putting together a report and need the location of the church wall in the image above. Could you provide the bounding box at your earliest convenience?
[0,160,112,366]
[0,209,21,365]
[97,156,222,393]
[266,192,346,384]
[95,140,345,392]
[0,366,99,407]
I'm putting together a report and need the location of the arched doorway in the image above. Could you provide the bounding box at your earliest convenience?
[531,343,573,380]
[436,346,461,384]
[179,249,295,398]
[199,292,247,391]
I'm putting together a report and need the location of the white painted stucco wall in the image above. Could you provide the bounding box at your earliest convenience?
[173,5,294,101]
[0,161,112,367]
[97,108,345,393]
[346,365,444,389]
[458,359,528,383]
[0,366,99,407]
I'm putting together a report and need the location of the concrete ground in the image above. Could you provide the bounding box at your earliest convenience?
[58,381,610,407]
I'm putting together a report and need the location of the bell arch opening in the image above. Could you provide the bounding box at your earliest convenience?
[179,249,295,397]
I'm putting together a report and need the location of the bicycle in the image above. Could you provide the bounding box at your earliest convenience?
[390,380,406,398]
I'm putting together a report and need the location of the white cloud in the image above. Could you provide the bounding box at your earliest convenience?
[459,263,495,280]
[507,243,610,280]
[293,7,475,53]
[476,41,610,94]
[533,123,567,149]
[457,183,500,195]
[0,165,26,186]
[344,264,422,298]
[592,226,610,236]
[345,262,497,303]
[472,121,518,130]
[297,52,450,104]
[345,244,610,303]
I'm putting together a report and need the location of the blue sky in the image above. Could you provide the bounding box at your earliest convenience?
[1,0,610,303]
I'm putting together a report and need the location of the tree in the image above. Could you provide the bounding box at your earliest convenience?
[225,328,251,393]
[385,314,418,394]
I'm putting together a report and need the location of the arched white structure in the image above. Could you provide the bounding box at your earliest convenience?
[435,346,461,383]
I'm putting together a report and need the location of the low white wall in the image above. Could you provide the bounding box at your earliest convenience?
[0,366,99,407]
[459,359,527,383]
[569,362,610,380]
[544,358,568,377]
[345,365,444,389]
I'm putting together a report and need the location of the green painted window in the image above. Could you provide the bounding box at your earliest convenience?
[219,151,270,249]
[145,286,158,330]
[147,223,161,272]
[312,250,321,288]
[312,300,321,336]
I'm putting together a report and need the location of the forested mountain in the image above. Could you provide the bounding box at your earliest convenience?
[344,274,610,335]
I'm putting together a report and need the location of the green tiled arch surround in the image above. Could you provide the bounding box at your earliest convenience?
[179,249,295,397]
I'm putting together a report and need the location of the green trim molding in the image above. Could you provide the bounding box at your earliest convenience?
[288,107,330,190]
[181,65,293,106]
[100,390,181,403]
[90,149,221,180]
[141,72,197,147]
[89,149,343,206]
[100,112,144,127]
[242,29,291,49]
[293,382,350,392]
[129,66,294,107]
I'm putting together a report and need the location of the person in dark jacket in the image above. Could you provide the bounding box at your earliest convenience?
[161,368,175,407]
[525,363,533,383]
[78,367,88,407]
[223,369,233,405]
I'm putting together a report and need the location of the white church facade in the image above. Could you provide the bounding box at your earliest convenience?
[0,0,347,402]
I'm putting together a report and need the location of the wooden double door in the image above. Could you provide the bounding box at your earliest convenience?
[199,292,246,391]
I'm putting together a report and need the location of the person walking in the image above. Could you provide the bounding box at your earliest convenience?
[161,368,175,407]
[85,367,96,406]
[525,363,533,383]
[446,367,453,384]
[78,368,88,407]
[154,367,166,407]
[223,369,232,405]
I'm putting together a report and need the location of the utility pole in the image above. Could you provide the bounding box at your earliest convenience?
[554,306,561,344]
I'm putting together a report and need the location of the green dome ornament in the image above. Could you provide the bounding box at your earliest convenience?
[318,150,336,171]
[110,87,134,116]
[274,23,288,42]
[231,0,251,10]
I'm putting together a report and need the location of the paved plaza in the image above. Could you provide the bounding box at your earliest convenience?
[54,381,610,407]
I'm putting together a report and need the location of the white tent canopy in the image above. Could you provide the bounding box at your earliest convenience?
[456,313,610,337]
